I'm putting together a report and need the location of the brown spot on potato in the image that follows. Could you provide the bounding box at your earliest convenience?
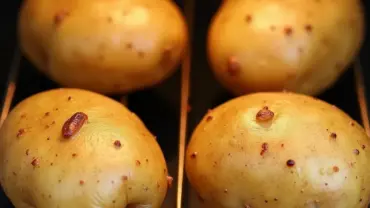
[190,152,198,158]
[20,114,27,118]
[62,112,88,139]
[54,11,70,26]
[245,15,252,23]
[107,17,113,23]
[284,27,293,36]
[114,140,122,148]
[67,96,72,101]
[227,57,240,76]
[286,159,295,167]
[353,149,360,155]
[160,47,172,66]
[350,121,355,126]
[17,129,25,138]
[79,180,85,185]
[330,133,337,140]
[122,176,128,181]
[72,153,77,158]
[126,43,133,49]
[206,115,213,122]
[256,106,274,122]
[31,158,39,167]
[333,166,340,172]
[260,142,269,156]
[224,189,228,193]
[362,145,366,150]
[167,176,173,188]
[44,112,50,117]
[26,149,30,155]
[138,51,145,58]
[305,24,313,33]
[136,160,141,166]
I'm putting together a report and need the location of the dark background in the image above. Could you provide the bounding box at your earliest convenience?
[1,0,370,207]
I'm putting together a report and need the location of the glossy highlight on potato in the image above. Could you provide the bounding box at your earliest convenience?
[0,88,170,208]
[207,0,364,96]
[186,92,370,208]
[18,0,188,94]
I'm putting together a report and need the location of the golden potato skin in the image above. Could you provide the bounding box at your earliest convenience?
[207,0,364,96]
[0,89,169,208]
[185,92,370,208]
[19,0,188,94]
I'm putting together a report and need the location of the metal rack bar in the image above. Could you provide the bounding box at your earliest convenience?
[176,0,195,207]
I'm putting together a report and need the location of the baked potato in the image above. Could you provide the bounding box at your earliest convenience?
[185,92,370,208]
[0,88,170,208]
[207,0,364,96]
[18,0,188,94]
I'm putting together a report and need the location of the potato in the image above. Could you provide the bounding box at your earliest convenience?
[0,88,170,208]
[185,92,370,208]
[207,0,364,96]
[18,0,188,94]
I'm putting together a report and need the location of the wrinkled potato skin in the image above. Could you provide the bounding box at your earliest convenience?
[207,0,364,96]
[0,89,168,208]
[185,92,370,208]
[19,0,188,94]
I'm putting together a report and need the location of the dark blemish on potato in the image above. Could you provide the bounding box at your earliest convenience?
[330,133,337,140]
[58,179,62,183]
[325,183,328,186]
[353,149,360,155]
[17,129,25,138]
[227,57,240,76]
[281,144,285,148]
[333,166,340,172]
[138,51,145,58]
[224,189,228,193]
[274,198,278,201]
[26,149,30,155]
[55,154,58,157]
[256,106,274,122]
[79,180,85,185]
[62,112,88,139]
[44,112,50,117]
[72,153,77,158]
[50,163,54,166]
[114,140,122,148]
[206,115,213,122]
[305,24,313,33]
[144,187,149,191]
[362,145,366,150]
[190,152,198,159]
[122,176,128,181]
[360,198,363,202]
[160,47,172,66]
[112,200,116,204]
[107,17,113,23]
[67,96,72,101]
[260,142,269,156]
[45,125,50,129]
[167,176,173,188]
[126,43,133,49]
[284,27,293,36]
[47,137,50,141]
[245,15,252,23]
[265,200,268,203]
[350,121,355,126]
[54,11,70,26]
[21,113,27,118]
[12,172,17,176]
[136,160,141,166]
[286,159,295,167]
[31,158,39,167]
